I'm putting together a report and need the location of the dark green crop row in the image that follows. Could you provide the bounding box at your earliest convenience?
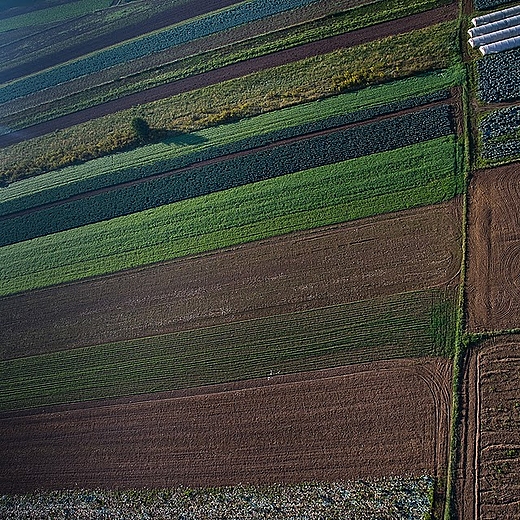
[478,105,520,164]
[0,104,454,246]
[0,288,457,411]
[0,89,449,218]
[0,134,463,296]
[0,21,461,183]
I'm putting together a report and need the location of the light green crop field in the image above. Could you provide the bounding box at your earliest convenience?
[0,136,462,296]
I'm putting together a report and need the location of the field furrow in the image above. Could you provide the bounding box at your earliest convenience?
[0,288,457,411]
[0,358,452,494]
[0,199,462,356]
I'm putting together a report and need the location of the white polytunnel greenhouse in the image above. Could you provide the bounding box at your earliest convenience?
[469,23,520,47]
[468,13,520,37]
[468,4,520,54]
[480,34,520,54]
[471,3,520,26]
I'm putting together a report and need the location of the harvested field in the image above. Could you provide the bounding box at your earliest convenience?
[466,164,520,331]
[0,199,462,359]
[0,358,452,494]
[0,477,435,519]
[456,336,520,519]
[0,4,458,148]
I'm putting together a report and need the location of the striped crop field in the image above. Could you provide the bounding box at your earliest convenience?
[4,0,513,516]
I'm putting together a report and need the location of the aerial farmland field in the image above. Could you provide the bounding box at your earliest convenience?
[0,0,519,518]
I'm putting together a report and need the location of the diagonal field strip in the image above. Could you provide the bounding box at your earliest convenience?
[0,4,457,147]
[0,358,452,493]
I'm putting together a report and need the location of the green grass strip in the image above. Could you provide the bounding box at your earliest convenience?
[0,288,458,411]
[0,20,461,182]
[0,67,462,207]
[0,0,112,33]
[0,135,463,296]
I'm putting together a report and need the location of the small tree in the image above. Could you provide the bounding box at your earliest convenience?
[131,117,150,143]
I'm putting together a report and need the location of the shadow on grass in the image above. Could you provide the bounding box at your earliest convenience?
[157,129,209,147]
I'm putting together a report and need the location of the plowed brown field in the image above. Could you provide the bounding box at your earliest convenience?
[456,336,520,519]
[0,358,452,494]
[0,199,462,359]
[466,165,520,332]
[0,4,457,148]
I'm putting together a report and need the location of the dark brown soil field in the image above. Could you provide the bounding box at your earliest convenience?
[0,358,452,494]
[0,3,458,148]
[457,336,520,519]
[0,199,462,360]
[466,164,520,332]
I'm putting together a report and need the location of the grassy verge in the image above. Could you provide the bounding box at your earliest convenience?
[0,67,462,205]
[0,135,463,296]
[0,20,461,183]
[2,0,450,130]
[0,288,458,411]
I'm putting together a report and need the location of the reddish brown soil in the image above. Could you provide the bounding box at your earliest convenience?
[0,0,245,84]
[466,164,520,332]
[0,357,452,493]
[0,3,458,148]
[0,199,462,360]
[457,336,520,519]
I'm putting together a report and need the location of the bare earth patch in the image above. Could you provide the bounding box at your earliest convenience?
[456,336,520,519]
[0,358,452,494]
[466,165,520,332]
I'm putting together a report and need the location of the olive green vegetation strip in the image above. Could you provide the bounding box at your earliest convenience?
[0,135,463,296]
[0,20,461,182]
[0,288,458,412]
[0,66,463,206]
[2,0,450,130]
[0,0,112,33]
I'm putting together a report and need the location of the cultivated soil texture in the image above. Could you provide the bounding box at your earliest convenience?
[466,164,520,332]
[0,358,452,494]
[0,3,458,147]
[456,336,520,519]
[0,199,462,359]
